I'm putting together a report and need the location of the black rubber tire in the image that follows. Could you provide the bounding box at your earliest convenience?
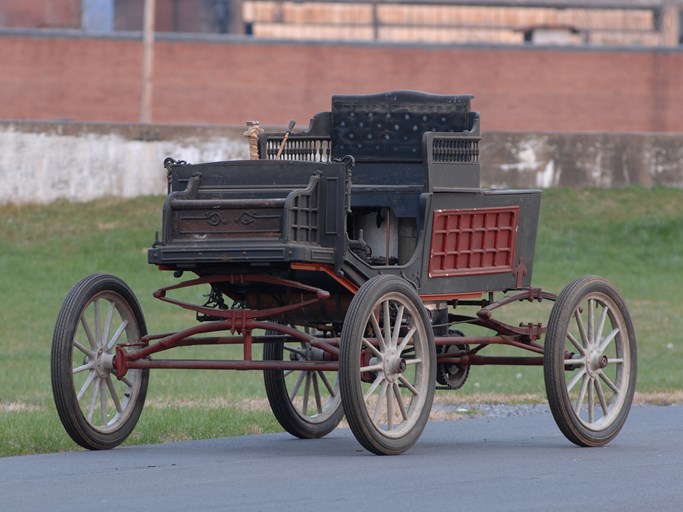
[544,275,637,447]
[339,275,436,455]
[51,274,149,450]
[263,328,344,439]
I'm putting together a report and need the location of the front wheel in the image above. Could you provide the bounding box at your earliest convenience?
[544,276,637,447]
[339,275,436,455]
[51,274,149,450]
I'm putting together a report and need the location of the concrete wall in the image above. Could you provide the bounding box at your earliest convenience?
[482,132,683,189]
[0,122,248,204]
[1,31,683,132]
[1,121,681,205]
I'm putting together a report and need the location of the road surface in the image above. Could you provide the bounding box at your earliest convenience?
[2,403,682,511]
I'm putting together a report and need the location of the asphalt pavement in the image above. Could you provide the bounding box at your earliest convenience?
[2,403,682,511]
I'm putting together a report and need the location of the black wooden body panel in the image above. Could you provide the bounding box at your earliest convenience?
[418,188,541,295]
[168,160,333,193]
[339,189,540,296]
[148,160,350,272]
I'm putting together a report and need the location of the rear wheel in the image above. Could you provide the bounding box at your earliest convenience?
[340,275,435,455]
[263,326,344,439]
[544,276,637,447]
[51,274,149,450]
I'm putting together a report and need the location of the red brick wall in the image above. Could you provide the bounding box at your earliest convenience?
[1,32,682,131]
[1,35,143,123]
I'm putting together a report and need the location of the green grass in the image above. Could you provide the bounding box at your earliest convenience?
[1,187,682,456]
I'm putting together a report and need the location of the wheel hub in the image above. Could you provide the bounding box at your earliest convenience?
[383,348,406,383]
[586,348,608,377]
[93,348,115,378]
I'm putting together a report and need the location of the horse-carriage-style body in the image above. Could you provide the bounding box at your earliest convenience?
[51,91,636,455]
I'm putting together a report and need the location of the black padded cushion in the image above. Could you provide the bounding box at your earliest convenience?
[331,90,472,162]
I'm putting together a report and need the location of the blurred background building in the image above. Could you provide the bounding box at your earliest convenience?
[1,1,682,131]
[2,1,683,202]
[3,0,682,46]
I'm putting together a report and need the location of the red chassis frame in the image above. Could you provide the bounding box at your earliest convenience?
[113,269,558,380]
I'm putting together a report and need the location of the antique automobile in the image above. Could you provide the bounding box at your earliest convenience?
[51,91,636,455]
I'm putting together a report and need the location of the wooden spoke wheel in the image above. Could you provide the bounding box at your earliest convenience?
[340,275,436,455]
[544,276,637,447]
[51,274,149,450]
[263,327,344,439]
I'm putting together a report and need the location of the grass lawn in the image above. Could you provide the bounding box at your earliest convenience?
[1,186,681,456]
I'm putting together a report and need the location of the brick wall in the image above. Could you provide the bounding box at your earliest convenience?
[1,31,682,132]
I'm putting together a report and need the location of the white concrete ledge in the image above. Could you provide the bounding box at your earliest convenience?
[1,121,681,205]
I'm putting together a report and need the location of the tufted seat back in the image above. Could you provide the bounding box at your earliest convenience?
[330,90,473,162]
